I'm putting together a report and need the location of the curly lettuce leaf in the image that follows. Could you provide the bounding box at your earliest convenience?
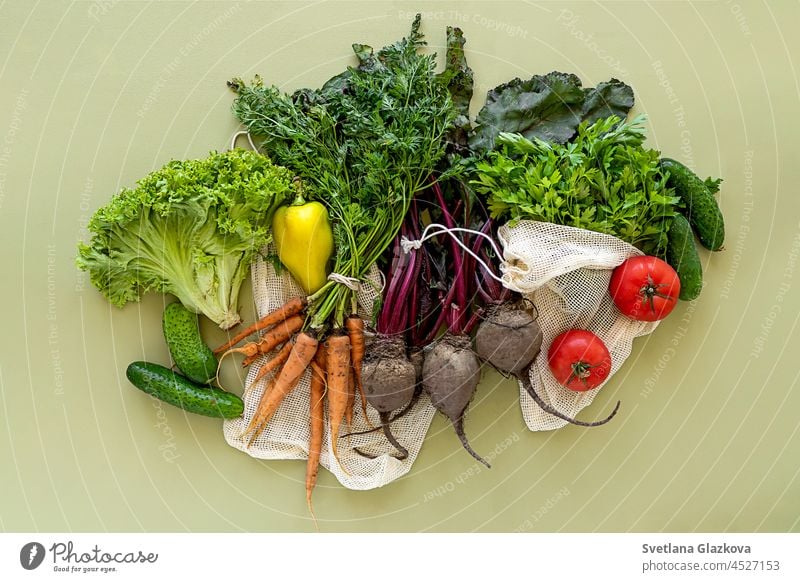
[77,149,294,329]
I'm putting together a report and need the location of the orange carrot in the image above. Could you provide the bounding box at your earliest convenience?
[306,347,327,524]
[344,366,355,430]
[238,314,304,367]
[325,334,351,468]
[251,341,294,385]
[257,314,305,353]
[345,315,370,423]
[241,352,266,368]
[245,332,319,445]
[214,296,307,355]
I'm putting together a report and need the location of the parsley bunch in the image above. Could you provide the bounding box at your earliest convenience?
[471,114,679,255]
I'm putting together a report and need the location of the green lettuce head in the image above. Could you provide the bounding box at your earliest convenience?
[77,149,294,329]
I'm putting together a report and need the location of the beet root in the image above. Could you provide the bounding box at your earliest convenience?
[362,336,417,413]
[422,334,489,468]
[359,335,417,459]
[409,347,424,384]
[475,303,542,376]
[519,371,620,427]
[475,304,618,427]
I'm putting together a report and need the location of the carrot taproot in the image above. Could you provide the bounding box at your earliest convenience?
[257,314,305,353]
[241,352,262,368]
[250,340,294,385]
[238,314,304,367]
[346,315,370,424]
[325,334,351,468]
[306,346,327,524]
[220,341,259,361]
[244,331,319,445]
[344,366,355,430]
[213,296,307,355]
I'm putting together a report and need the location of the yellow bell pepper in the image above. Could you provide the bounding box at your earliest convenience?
[271,182,334,295]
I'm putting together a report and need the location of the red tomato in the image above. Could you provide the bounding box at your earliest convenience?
[547,329,612,392]
[609,256,680,322]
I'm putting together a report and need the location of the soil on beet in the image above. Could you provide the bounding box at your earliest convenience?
[361,335,417,414]
[475,303,542,376]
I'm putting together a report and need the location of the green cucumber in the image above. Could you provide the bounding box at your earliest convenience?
[660,158,725,251]
[665,213,703,301]
[163,302,217,384]
[126,361,243,419]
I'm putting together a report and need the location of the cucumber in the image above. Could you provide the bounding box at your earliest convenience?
[163,302,217,384]
[665,213,703,301]
[126,361,243,419]
[660,158,725,251]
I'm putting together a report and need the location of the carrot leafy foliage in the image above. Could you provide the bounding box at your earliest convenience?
[229,15,458,329]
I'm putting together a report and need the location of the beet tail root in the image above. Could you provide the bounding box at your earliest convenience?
[453,416,490,468]
[521,371,620,427]
[379,411,409,460]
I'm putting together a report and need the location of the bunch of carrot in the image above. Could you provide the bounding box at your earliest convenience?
[212,297,367,518]
[219,17,475,524]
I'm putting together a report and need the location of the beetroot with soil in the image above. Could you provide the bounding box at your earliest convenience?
[417,180,490,467]
[474,302,542,376]
[422,334,487,466]
[358,200,441,459]
[469,215,619,428]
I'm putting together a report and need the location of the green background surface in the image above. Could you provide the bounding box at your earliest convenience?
[1,0,798,533]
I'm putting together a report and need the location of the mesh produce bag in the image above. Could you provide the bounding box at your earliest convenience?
[498,220,660,431]
[223,252,435,490]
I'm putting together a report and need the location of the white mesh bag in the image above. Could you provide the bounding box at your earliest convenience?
[498,220,660,431]
[223,252,435,490]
